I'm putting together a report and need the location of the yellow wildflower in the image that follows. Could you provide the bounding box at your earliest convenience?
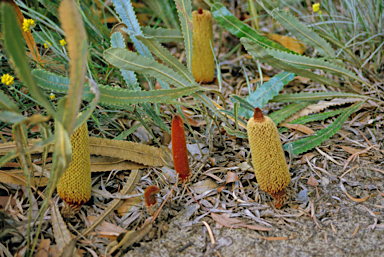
[319,11,322,15]
[22,18,35,32]
[1,74,14,86]
[60,39,67,46]
[312,3,320,13]
[44,41,51,49]
[50,93,55,100]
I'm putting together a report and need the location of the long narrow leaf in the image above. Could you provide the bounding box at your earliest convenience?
[0,89,19,112]
[2,3,56,117]
[112,0,151,58]
[271,92,369,103]
[136,34,195,85]
[211,2,290,52]
[266,48,369,87]
[271,8,335,58]
[104,48,198,88]
[142,26,183,42]
[240,72,294,118]
[59,0,88,133]
[290,109,346,125]
[111,32,139,89]
[241,37,342,88]
[174,0,193,71]
[32,69,203,106]
[269,102,312,125]
[283,101,365,155]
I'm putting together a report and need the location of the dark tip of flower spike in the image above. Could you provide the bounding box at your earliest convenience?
[198,7,203,14]
[253,108,265,122]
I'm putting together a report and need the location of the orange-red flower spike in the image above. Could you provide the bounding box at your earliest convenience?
[171,115,190,182]
[144,185,160,207]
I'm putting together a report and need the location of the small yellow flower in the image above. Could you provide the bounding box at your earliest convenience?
[318,11,322,15]
[50,93,55,100]
[44,41,51,49]
[1,74,14,86]
[22,18,35,32]
[312,3,320,13]
[60,39,67,46]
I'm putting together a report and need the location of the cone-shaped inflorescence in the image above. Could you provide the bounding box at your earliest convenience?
[57,122,91,215]
[171,115,190,182]
[192,8,215,83]
[247,108,291,208]
[144,185,160,207]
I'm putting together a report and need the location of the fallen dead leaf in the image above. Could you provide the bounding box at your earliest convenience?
[116,194,141,217]
[281,123,315,135]
[340,146,369,156]
[87,216,127,239]
[35,238,50,257]
[307,175,319,187]
[340,181,370,202]
[226,171,239,184]
[211,213,272,231]
[268,33,305,54]
[190,179,218,194]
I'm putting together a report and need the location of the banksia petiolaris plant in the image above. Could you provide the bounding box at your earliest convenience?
[192,8,215,83]
[247,108,291,208]
[171,115,190,183]
[57,122,91,216]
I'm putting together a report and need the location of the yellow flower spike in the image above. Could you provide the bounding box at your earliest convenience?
[247,108,291,209]
[192,8,215,83]
[22,18,35,32]
[312,3,320,13]
[60,39,67,46]
[57,122,91,216]
[49,93,55,100]
[1,74,14,86]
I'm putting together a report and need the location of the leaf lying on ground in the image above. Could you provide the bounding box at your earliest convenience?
[51,205,79,257]
[280,123,315,135]
[0,137,167,167]
[339,181,370,202]
[0,156,144,187]
[211,213,272,231]
[283,101,364,155]
[285,98,364,122]
[87,216,127,240]
[88,137,165,166]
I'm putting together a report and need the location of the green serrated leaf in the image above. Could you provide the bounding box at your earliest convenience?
[32,69,202,106]
[271,8,335,58]
[0,89,19,112]
[111,32,139,89]
[230,95,255,112]
[136,34,196,85]
[142,26,183,42]
[0,111,28,124]
[240,37,342,88]
[271,92,369,103]
[223,125,248,138]
[269,102,312,125]
[147,0,180,29]
[112,0,151,58]
[290,109,346,125]
[240,72,294,118]
[2,3,56,117]
[283,101,365,155]
[174,0,193,71]
[104,48,198,88]
[211,2,291,52]
[266,48,369,86]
